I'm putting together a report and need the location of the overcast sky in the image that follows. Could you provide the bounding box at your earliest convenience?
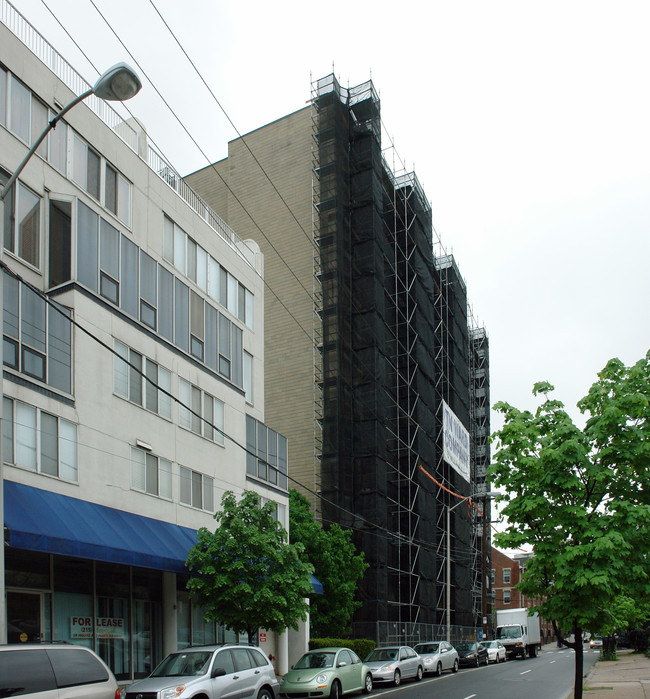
[17,0,650,435]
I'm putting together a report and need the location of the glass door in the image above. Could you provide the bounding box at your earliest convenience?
[7,590,42,642]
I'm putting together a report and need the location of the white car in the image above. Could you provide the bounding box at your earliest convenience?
[413,641,459,675]
[481,640,507,663]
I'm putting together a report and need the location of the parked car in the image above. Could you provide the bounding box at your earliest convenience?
[0,643,119,699]
[280,647,372,699]
[123,645,279,699]
[364,645,424,685]
[590,635,603,648]
[481,640,507,663]
[454,641,489,667]
[413,641,459,675]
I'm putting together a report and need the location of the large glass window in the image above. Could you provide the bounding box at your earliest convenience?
[72,133,100,200]
[0,68,6,128]
[3,275,72,392]
[120,236,138,318]
[105,163,132,227]
[114,340,172,419]
[77,201,99,292]
[179,466,213,512]
[4,397,77,480]
[100,219,120,304]
[244,351,253,404]
[48,200,72,288]
[9,75,30,143]
[246,415,288,489]
[2,174,41,269]
[131,447,172,499]
[48,112,67,173]
[178,378,223,444]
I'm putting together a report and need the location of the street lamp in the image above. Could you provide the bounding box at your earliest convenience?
[445,490,500,643]
[0,62,141,643]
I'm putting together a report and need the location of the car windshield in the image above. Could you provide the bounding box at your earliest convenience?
[151,651,212,677]
[483,641,496,648]
[497,625,522,639]
[366,648,398,662]
[455,643,476,652]
[294,652,335,669]
[414,643,439,654]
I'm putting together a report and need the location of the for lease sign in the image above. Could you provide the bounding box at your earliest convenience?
[70,617,126,639]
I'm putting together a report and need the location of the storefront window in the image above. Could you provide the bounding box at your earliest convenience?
[52,557,93,648]
[95,563,130,681]
[132,569,162,679]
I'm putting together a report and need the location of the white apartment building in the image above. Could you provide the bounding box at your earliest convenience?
[0,0,304,680]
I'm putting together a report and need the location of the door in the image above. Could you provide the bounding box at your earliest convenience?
[7,591,42,643]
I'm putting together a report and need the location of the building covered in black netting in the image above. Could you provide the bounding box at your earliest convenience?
[186,73,491,640]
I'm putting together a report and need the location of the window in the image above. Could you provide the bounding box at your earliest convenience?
[0,68,6,128]
[114,340,172,419]
[490,569,495,585]
[178,378,224,444]
[1,169,40,268]
[99,218,120,304]
[4,397,77,481]
[72,133,100,199]
[105,163,132,226]
[180,466,214,512]
[48,200,72,288]
[131,447,172,499]
[246,415,287,489]
[9,75,30,143]
[503,568,511,584]
[48,111,67,173]
[244,351,253,403]
[503,589,511,604]
[140,252,157,330]
[3,275,72,392]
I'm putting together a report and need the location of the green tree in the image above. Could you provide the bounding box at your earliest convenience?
[186,490,314,644]
[289,489,368,637]
[489,353,650,699]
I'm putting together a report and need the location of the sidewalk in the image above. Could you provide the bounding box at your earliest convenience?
[563,646,650,698]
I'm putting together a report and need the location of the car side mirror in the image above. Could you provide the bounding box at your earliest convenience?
[337,662,347,667]
[211,667,227,678]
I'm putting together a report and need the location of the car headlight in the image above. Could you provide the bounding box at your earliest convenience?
[424,658,433,665]
[467,654,475,659]
[381,664,393,671]
[316,674,327,684]
[161,687,185,699]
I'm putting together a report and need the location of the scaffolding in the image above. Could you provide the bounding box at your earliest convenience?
[311,74,487,633]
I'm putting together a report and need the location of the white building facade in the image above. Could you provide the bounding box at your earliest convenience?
[0,0,300,680]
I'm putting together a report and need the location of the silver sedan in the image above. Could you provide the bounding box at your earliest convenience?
[364,646,423,686]
[413,641,459,675]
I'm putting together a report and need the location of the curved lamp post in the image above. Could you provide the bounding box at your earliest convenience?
[0,62,141,643]
[1,62,141,201]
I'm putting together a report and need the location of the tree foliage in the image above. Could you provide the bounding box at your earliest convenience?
[289,489,368,638]
[489,353,650,698]
[186,490,314,644]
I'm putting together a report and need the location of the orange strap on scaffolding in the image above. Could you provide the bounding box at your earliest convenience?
[418,464,486,519]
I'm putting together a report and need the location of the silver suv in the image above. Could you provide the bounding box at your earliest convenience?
[123,645,279,699]
[0,643,119,699]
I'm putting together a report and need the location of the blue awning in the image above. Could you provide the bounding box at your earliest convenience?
[4,480,323,592]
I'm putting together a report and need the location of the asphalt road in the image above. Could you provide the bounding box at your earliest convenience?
[369,647,600,699]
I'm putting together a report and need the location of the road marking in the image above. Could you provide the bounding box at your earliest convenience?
[520,669,532,675]
[463,695,477,698]
[549,660,556,664]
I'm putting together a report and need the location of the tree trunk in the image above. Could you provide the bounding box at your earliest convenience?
[573,624,583,699]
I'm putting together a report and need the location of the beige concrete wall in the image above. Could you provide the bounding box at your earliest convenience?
[187,108,319,503]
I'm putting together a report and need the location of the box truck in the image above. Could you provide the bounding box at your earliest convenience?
[495,608,541,659]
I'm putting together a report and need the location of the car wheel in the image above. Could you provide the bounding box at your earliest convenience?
[436,661,443,677]
[393,669,401,686]
[257,690,273,699]
[330,679,342,699]
[363,672,373,694]
[452,658,459,673]
[416,665,423,681]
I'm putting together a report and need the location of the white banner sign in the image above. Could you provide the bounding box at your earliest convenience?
[442,400,470,483]
[70,617,126,639]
